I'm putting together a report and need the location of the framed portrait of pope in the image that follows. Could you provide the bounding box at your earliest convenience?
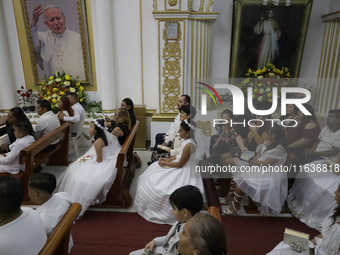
[13,0,96,90]
[230,0,313,78]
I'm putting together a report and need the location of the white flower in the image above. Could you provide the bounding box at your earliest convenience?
[265,88,271,92]
[257,75,263,79]
[63,81,70,86]
[269,73,274,77]
[258,96,263,101]
[55,78,61,82]
[259,89,264,93]
[48,80,54,85]
[52,93,58,98]
[70,88,76,93]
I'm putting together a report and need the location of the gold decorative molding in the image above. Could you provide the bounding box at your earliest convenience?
[161,22,182,113]
[153,0,157,11]
[322,10,340,22]
[140,0,144,105]
[200,0,204,11]
[0,109,10,113]
[206,0,214,12]
[152,113,178,122]
[102,109,116,113]
[168,0,178,6]
[197,120,212,137]
[146,109,157,117]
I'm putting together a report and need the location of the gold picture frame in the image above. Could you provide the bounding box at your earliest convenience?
[13,0,97,91]
[230,0,313,78]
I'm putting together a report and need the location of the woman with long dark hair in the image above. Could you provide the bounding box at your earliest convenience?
[223,124,288,215]
[105,98,136,130]
[0,107,33,153]
[57,118,129,218]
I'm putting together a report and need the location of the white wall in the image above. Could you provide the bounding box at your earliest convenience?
[329,0,340,11]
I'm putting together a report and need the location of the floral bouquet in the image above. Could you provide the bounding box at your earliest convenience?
[17,86,37,106]
[35,70,87,111]
[240,63,296,106]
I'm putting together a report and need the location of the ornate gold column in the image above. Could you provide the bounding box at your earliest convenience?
[152,0,218,121]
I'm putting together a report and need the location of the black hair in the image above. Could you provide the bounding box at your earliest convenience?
[9,107,31,123]
[14,121,34,136]
[179,105,197,119]
[28,173,56,194]
[300,104,319,128]
[180,119,196,140]
[181,94,191,105]
[169,185,203,216]
[0,176,24,213]
[92,119,108,146]
[221,109,233,119]
[37,99,52,111]
[122,98,134,114]
[265,124,288,152]
[329,109,340,119]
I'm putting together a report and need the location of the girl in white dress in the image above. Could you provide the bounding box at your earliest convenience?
[134,119,208,225]
[57,114,130,218]
[267,182,340,255]
[223,124,288,215]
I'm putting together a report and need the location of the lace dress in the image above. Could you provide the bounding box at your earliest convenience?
[233,141,288,215]
[287,159,340,231]
[134,138,204,225]
[56,135,122,218]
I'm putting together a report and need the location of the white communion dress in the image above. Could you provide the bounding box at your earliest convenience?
[287,159,340,231]
[57,133,122,218]
[134,138,204,225]
[233,141,288,215]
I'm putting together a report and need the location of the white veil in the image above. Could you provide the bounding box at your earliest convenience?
[184,119,209,161]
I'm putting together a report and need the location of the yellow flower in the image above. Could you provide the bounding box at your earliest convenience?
[80,98,84,102]
[79,86,84,91]
[268,99,272,102]
[267,93,272,97]
[65,75,70,80]
[254,89,258,93]
[256,70,262,75]
[47,91,51,95]
[262,67,266,72]
[252,94,255,98]
[258,83,262,87]
[53,88,58,92]
[76,82,80,86]
[49,76,54,80]
[52,99,58,104]
[57,96,61,100]
[44,96,48,100]
[60,91,65,96]
[257,76,263,79]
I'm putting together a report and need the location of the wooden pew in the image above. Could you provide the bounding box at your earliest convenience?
[244,152,298,214]
[208,206,222,222]
[0,122,71,202]
[39,203,82,255]
[93,121,140,208]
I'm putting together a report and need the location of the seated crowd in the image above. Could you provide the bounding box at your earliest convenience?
[1,91,340,255]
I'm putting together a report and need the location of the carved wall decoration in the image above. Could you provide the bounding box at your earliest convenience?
[161,22,182,112]
[196,120,212,137]
[168,0,177,6]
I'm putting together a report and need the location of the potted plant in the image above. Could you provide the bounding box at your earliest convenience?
[17,86,37,112]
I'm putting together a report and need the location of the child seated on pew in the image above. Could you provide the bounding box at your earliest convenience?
[28,173,73,252]
[129,185,203,255]
[0,122,35,174]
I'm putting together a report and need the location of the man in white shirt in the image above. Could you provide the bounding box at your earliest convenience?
[35,99,61,150]
[0,176,47,255]
[58,92,86,136]
[153,95,190,151]
[30,4,85,80]
[304,109,340,162]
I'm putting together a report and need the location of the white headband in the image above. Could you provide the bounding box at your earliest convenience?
[184,119,195,130]
[93,120,105,130]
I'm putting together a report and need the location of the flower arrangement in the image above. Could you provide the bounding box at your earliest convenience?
[240,63,296,105]
[17,86,37,106]
[35,70,87,111]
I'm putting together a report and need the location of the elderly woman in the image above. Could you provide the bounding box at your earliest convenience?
[177,213,227,255]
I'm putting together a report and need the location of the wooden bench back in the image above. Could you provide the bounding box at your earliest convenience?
[38,203,82,255]
[0,116,8,127]
[208,206,222,222]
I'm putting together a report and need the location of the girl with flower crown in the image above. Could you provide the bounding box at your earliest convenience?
[134,119,208,225]
[56,109,130,218]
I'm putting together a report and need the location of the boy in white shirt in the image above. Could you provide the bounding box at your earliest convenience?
[28,172,73,252]
[0,122,35,174]
[129,185,203,255]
